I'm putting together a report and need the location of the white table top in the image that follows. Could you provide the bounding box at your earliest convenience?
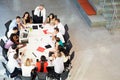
[19,24,55,65]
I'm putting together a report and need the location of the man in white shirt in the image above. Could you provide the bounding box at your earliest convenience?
[55,18,65,35]
[53,27,65,43]
[7,44,17,60]
[53,52,64,80]
[7,54,22,78]
[34,4,46,23]
[7,27,19,38]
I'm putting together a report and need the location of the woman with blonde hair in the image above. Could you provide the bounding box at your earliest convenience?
[21,58,35,77]
[24,58,32,66]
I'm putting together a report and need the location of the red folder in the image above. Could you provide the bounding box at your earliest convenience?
[43,30,48,34]
[37,46,45,52]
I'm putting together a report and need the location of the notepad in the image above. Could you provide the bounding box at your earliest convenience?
[43,30,48,34]
[37,46,45,52]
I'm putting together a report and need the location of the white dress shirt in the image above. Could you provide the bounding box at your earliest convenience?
[34,6,46,22]
[53,57,64,74]
[7,58,20,73]
[21,64,35,77]
[56,23,65,35]
[7,29,14,38]
[56,32,65,43]
[7,46,16,60]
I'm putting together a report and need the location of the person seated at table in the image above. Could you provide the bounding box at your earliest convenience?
[5,33,26,50]
[9,16,24,31]
[49,13,55,22]
[35,55,48,73]
[7,27,19,38]
[21,58,35,77]
[4,33,19,50]
[55,18,65,35]
[55,36,64,50]
[52,27,65,43]
[48,13,55,23]
[44,13,55,24]
[22,12,32,25]
[7,44,17,59]
[57,46,70,68]
[7,53,22,78]
[34,4,46,23]
[53,52,64,80]
[7,45,21,65]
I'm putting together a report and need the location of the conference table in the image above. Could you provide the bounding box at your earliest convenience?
[19,24,55,65]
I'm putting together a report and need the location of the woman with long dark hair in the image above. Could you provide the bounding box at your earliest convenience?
[22,12,32,25]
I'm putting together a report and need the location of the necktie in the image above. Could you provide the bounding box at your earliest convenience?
[39,11,41,17]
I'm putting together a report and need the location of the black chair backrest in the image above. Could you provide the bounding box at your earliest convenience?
[2,62,7,70]
[20,76,31,80]
[47,67,54,73]
[0,39,5,48]
[2,62,10,77]
[2,48,8,61]
[5,30,8,39]
[5,20,12,39]
[63,31,70,43]
[69,51,75,62]
[60,70,69,80]
[64,24,69,31]
[5,20,12,31]
[32,10,35,22]
[32,10,34,17]
[37,72,47,80]
[65,40,72,53]
[14,76,22,80]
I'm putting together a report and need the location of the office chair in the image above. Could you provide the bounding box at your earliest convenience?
[64,24,69,31]
[5,20,12,39]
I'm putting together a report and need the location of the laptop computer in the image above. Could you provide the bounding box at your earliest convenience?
[21,39,29,44]
[23,33,28,38]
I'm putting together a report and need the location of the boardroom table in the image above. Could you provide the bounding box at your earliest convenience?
[19,24,55,65]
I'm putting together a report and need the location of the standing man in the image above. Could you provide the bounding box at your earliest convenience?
[34,4,46,23]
